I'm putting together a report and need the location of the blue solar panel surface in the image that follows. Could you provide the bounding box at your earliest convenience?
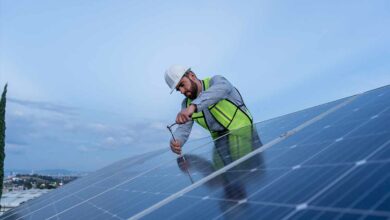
[1,85,389,220]
[142,86,390,220]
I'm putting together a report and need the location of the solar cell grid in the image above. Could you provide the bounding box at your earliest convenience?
[1,85,389,220]
[137,86,390,219]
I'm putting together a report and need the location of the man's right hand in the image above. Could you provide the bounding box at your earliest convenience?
[170,139,182,155]
[175,104,196,124]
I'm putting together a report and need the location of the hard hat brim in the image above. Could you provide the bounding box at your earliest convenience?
[170,87,176,94]
[169,77,180,94]
[168,68,191,94]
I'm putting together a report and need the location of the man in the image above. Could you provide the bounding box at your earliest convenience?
[165,65,254,155]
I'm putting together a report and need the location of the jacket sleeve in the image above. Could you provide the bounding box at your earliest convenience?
[191,75,234,112]
[172,99,194,146]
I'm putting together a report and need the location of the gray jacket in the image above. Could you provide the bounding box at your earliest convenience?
[173,75,250,145]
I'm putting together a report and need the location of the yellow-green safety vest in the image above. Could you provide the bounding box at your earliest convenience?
[186,77,253,138]
[212,125,259,170]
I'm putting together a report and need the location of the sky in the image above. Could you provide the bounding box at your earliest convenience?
[1,0,389,172]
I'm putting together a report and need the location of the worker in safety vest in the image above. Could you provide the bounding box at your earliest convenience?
[164,65,254,155]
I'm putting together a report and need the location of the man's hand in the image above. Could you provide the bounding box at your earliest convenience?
[170,139,182,155]
[176,104,197,124]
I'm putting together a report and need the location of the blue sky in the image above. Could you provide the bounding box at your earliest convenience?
[1,0,389,171]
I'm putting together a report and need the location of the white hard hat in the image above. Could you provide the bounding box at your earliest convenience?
[164,65,191,94]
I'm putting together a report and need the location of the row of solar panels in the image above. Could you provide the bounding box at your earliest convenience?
[1,85,389,220]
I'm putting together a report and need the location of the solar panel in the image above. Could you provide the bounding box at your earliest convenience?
[1,85,389,220]
[135,86,390,220]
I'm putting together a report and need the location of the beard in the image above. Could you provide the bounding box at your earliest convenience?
[186,78,198,100]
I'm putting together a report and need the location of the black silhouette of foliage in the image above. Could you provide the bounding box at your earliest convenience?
[0,84,8,200]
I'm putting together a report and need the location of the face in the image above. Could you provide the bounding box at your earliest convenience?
[175,74,198,99]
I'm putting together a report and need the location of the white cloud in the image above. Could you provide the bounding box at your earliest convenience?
[98,135,134,151]
[63,121,76,131]
[77,145,96,153]
[0,64,48,100]
[120,136,134,145]
[86,123,109,133]
[6,143,26,155]
[148,121,167,131]
[11,109,25,117]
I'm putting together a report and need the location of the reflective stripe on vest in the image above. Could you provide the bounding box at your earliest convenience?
[186,77,253,136]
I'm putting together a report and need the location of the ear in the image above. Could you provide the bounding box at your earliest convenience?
[188,72,197,80]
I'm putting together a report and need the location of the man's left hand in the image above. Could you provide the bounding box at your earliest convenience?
[176,104,197,124]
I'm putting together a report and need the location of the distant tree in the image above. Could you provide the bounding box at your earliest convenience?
[0,84,7,200]
[24,182,32,190]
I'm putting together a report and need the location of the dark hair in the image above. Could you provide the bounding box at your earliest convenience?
[184,70,195,78]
